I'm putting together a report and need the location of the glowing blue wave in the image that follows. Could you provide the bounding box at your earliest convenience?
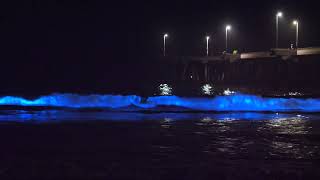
[0,93,319,112]
[0,94,142,108]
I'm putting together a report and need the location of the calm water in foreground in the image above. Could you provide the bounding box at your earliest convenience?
[0,109,320,179]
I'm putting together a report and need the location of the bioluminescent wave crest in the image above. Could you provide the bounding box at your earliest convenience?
[0,94,142,108]
[0,93,320,112]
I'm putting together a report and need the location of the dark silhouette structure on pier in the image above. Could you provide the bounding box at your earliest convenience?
[150,47,320,91]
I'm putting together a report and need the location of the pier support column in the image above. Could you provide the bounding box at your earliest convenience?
[181,63,188,81]
[204,63,208,82]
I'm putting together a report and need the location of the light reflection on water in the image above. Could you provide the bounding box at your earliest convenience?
[1,109,320,160]
[264,116,309,134]
[0,109,320,179]
[0,109,314,123]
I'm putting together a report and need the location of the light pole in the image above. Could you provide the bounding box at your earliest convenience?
[206,36,210,56]
[293,20,299,48]
[163,34,168,56]
[276,12,283,48]
[225,25,231,52]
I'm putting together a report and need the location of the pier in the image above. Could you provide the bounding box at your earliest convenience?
[153,47,320,89]
[173,47,320,63]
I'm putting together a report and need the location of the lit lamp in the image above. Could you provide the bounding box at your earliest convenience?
[206,36,210,56]
[293,20,299,48]
[225,25,231,52]
[163,34,168,56]
[276,12,283,48]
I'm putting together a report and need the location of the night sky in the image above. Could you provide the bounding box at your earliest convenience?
[0,0,319,94]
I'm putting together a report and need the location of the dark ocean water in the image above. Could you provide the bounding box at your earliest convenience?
[0,109,320,179]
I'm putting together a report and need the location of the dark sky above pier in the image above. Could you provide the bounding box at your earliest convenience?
[1,0,319,59]
[0,0,319,93]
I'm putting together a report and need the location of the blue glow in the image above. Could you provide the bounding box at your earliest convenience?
[0,110,314,123]
[146,95,320,112]
[0,93,319,112]
[0,94,142,108]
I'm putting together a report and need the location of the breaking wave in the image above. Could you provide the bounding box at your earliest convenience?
[0,93,320,112]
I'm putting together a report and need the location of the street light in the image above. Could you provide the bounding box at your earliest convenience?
[276,12,283,48]
[225,25,231,52]
[293,20,299,48]
[206,36,210,56]
[163,33,168,56]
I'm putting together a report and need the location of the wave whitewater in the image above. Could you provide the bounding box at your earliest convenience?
[0,93,319,112]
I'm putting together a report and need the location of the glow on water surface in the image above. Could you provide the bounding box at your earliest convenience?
[0,93,319,112]
[0,110,312,122]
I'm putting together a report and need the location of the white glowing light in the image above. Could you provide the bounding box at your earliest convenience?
[223,88,235,96]
[164,34,168,38]
[159,84,172,95]
[201,117,212,122]
[288,92,302,96]
[293,20,298,25]
[206,36,210,40]
[218,118,236,122]
[226,25,231,31]
[164,118,173,123]
[202,84,214,95]
[277,12,283,17]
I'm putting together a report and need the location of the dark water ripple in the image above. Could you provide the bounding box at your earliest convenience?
[0,109,320,179]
